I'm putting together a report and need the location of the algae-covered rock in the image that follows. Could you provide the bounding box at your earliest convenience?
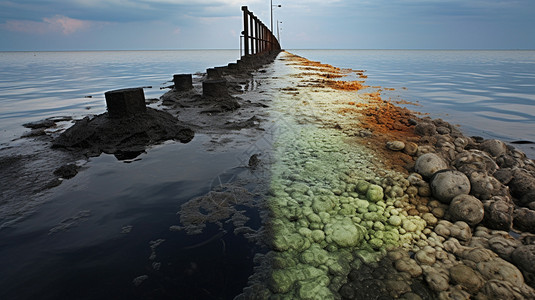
[300,244,329,267]
[366,184,384,202]
[324,217,366,248]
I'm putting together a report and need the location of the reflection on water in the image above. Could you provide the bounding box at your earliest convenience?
[0,136,263,299]
[290,50,535,156]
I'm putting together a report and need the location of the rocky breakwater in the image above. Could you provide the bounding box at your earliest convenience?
[237,52,535,300]
[379,115,535,299]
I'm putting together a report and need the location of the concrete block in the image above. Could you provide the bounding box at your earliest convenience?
[105,88,146,118]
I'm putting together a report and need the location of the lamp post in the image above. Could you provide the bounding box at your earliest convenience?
[271,0,281,33]
[277,20,282,43]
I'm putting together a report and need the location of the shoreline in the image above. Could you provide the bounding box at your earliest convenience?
[1,50,535,299]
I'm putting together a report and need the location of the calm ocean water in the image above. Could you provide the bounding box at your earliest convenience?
[1,50,534,299]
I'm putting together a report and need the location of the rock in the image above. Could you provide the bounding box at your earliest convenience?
[324,217,366,248]
[512,245,535,273]
[430,170,471,203]
[414,153,448,178]
[488,234,522,261]
[386,141,405,151]
[481,280,531,299]
[403,142,419,156]
[449,264,484,294]
[483,197,514,231]
[53,164,80,179]
[480,139,507,157]
[494,168,514,184]
[414,246,436,265]
[394,258,422,277]
[453,150,498,176]
[423,269,449,292]
[448,194,484,226]
[436,126,450,135]
[415,122,437,136]
[519,190,535,207]
[509,169,535,198]
[477,258,525,286]
[469,172,506,200]
[513,208,535,233]
[366,184,384,202]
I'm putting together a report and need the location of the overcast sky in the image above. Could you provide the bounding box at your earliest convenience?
[1,0,534,51]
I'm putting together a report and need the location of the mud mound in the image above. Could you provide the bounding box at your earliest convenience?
[53,108,194,158]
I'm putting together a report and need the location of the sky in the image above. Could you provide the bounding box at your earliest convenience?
[1,0,534,51]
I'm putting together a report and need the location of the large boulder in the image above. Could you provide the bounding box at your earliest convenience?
[513,208,535,233]
[483,197,514,231]
[430,170,471,203]
[512,245,535,274]
[415,153,448,178]
[480,139,507,157]
[448,194,484,226]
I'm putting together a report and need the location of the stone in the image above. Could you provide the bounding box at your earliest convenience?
[430,170,471,203]
[449,264,484,294]
[480,139,507,157]
[512,245,535,273]
[513,208,535,233]
[453,150,498,176]
[519,190,535,207]
[509,169,535,198]
[414,153,448,178]
[415,122,437,136]
[469,172,506,200]
[477,258,525,287]
[105,88,146,118]
[483,198,514,231]
[488,234,521,261]
[448,194,484,226]
[423,270,449,292]
[386,141,405,151]
[394,258,422,277]
[366,184,384,202]
[324,218,365,248]
[403,142,419,156]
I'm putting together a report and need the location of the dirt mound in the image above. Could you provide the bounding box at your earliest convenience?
[53,108,194,158]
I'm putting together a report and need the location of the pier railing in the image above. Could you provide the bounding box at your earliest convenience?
[241,6,281,57]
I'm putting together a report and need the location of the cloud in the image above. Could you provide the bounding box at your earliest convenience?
[2,15,92,35]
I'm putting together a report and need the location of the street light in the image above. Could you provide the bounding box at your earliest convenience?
[277,20,282,42]
[271,0,281,33]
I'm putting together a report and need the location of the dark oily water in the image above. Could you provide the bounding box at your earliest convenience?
[291,50,535,158]
[0,135,267,300]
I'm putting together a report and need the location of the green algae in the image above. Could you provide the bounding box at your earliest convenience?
[254,56,431,299]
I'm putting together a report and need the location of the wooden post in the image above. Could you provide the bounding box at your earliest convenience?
[242,6,249,57]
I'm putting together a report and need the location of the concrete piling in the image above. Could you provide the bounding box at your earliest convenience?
[203,79,228,98]
[173,74,193,91]
[105,88,146,118]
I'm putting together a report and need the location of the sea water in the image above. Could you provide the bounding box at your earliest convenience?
[1,50,535,299]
